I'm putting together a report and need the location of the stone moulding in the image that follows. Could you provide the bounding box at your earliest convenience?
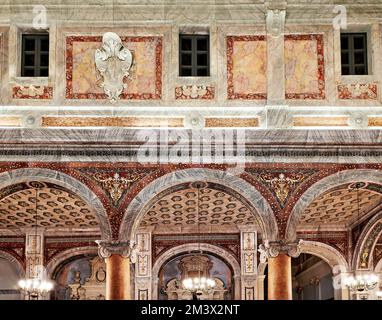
[95,32,133,103]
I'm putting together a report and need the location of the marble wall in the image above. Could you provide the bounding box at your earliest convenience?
[0,2,381,130]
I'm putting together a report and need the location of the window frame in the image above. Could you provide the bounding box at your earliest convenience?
[179,34,210,77]
[21,33,49,77]
[340,32,368,76]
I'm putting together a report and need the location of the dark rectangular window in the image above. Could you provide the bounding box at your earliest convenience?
[340,33,368,75]
[21,34,49,77]
[179,34,209,77]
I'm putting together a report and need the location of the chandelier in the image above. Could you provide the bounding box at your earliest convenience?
[344,274,379,292]
[181,182,216,296]
[18,185,54,300]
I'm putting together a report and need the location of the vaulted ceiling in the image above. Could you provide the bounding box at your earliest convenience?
[139,182,259,233]
[0,181,99,230]
[299,182,382,228]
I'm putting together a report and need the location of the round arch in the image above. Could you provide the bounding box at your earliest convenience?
[0,168,112,240]
[120,168,278,241]
[374,257,382,272]
[352,211,382,270]
[151,243,241,300]
[0,250,25,278]
[256,241,349,279]
[46,246,98,278]
[299,240,349,273]
[286,169,382,240]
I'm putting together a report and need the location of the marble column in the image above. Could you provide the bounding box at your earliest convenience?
[97,240,137,300]
[268,254,292,300]
[259,239,301,300]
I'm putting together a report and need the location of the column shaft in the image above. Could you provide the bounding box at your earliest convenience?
[268,254,292,300]
[105,254,130,300]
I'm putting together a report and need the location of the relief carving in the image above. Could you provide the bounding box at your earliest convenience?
[95,32,133,103]
[266,9,286,37]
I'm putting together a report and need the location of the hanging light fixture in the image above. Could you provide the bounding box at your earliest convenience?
[182,182,216,296]
[18,185,54,300]
[344,183,379,295]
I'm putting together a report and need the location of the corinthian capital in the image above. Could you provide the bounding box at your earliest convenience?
[96,240,137,263]
[258,239,302,263]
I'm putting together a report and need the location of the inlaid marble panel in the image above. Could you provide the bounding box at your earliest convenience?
[285,34,325,100]
[226,36,267,100]
[66,36,162,100]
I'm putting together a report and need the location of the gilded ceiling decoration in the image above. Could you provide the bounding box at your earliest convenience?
[140,184,258,232]
[300,182,382,227]
[0,182,99,229]
[245,169,317,207]
[80,168,156,206]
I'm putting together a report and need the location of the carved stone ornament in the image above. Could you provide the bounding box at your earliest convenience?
[266,9,286,37]
[96,240,137,263]
[95,32,133,103]
[258,239,302,263]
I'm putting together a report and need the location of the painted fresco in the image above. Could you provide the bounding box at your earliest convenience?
[284,34,325,99]
[227,36,267,100]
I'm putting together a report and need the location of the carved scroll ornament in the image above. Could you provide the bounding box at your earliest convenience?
[258,239,302,263]
[96,240,137,263]
[95,32,133,103]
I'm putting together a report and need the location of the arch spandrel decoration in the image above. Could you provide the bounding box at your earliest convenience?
[0,168,112,240]
[119,168,278,241]
[286,169,382,241]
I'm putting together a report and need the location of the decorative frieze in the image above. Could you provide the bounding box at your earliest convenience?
[175,85,214,100]
[12,85,53,99]
[41,116,184,128]
[337,83,378,100]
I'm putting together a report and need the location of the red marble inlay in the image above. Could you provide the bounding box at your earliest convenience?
[12,86,53,99]
[337,83,378,100]
[285,34,325,100]
[65,36,162,100]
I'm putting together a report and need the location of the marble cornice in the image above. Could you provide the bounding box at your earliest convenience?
[0,129,381,162]
[1,128,382,145]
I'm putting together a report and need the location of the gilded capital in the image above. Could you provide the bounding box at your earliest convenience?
[96,240,137,262]
[258,239,302,263]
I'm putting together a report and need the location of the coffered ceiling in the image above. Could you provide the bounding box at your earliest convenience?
[139,183,259,233]
[0,181,99,230]
[299,183,382,228]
